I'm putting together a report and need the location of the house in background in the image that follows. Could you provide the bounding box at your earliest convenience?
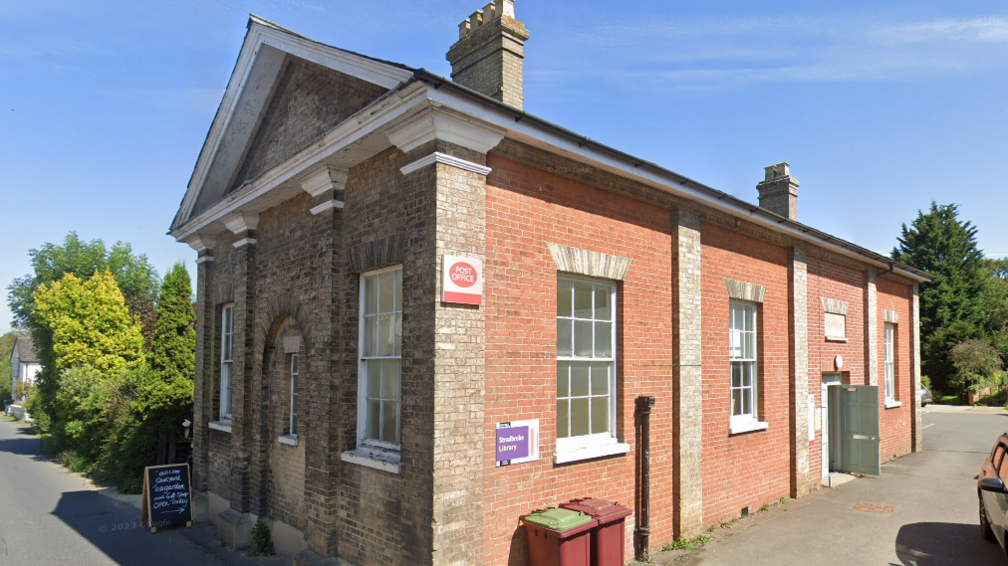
[170,3,931,565]
[10,336,40,400]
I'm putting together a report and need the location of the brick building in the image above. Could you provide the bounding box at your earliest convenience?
[169,3,930,565]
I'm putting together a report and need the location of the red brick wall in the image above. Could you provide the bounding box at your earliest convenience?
[877,277,913,462]
[483,154,676,565]
[806,257,866,485]
[700,222,791,525]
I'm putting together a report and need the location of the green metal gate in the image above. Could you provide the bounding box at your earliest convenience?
[840,385,880,476]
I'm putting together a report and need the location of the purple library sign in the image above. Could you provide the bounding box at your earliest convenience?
[496,426,530,462]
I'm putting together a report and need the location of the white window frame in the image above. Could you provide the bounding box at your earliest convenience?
[884,322,899,407]
[289,354,299,437]
[356,265,402,453]
[729,301,766,434]
[219,304,234,422]
[556,275,619,458]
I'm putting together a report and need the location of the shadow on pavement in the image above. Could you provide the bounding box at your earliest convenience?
[894,522,1004,565]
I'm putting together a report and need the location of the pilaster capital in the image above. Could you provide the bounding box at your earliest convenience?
[186,234,216,254]
[223,212,260,234]
[387,108,505,154]
[301,167,349,198]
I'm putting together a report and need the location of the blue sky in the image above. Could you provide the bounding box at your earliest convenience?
[2,0,1007,332]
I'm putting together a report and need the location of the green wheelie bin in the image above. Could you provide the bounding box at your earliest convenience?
[523,508,597,566]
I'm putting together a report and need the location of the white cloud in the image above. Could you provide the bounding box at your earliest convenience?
[532,13,1008,90]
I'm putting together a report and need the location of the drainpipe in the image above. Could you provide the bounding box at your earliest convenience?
[635,395,656,560]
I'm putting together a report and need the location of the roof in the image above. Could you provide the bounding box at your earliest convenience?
[172,15,931,284]
[11,336,37,364]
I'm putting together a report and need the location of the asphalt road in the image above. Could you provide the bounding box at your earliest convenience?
[670,407,1008,566]
[0,418,258,566]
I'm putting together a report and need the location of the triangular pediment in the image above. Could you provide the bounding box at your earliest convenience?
[171,15,414,231]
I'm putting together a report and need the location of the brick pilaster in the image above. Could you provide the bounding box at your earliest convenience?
[430,144,487,566]
[911,283,922,452]
[673,208,703,537]
[192,253,213,492]
[230,237,257,513]
[789,246,810,497]
[864,268,878,386]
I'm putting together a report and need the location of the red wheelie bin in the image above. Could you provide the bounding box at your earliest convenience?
[560,498,632,566]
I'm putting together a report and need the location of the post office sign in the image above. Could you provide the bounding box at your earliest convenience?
[442,255,483,305]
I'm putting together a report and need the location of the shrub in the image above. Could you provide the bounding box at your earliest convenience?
[250,520,275,556]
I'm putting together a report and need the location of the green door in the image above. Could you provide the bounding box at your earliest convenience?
[840,385,880,476]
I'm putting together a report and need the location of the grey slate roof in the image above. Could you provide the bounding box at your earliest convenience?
[12,336,38,363]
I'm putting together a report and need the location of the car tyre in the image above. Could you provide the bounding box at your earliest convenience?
[981,497,996,541]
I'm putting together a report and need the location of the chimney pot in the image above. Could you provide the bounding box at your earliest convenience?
[756,162,800,220]
[447,0,529,109]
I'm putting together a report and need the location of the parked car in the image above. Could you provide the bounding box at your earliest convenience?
[978,433,1008,554]
[920,386,932,407]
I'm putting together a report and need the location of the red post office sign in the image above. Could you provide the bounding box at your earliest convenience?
[442,255,483,305]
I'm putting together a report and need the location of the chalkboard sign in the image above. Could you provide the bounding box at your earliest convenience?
[141,463,193,533]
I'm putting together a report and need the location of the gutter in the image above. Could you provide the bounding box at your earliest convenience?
[410,69,932,283]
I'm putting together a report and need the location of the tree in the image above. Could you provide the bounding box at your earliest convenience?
[32,270,146,434]
[33,271,146,378]
[948,339,1002,396]
[7,232,160,345]
[0,331,20,404]
[142,263,196,427]
[892,202,987,391]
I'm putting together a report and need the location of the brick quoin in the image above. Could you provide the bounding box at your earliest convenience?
[483,154,676,564]
[700,222,791,526]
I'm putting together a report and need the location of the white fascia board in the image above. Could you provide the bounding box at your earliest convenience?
[178,25,279,226]
[175,22,413,229]
[423,87,924,281]
[170,81,429,243]
[257,30,412,90]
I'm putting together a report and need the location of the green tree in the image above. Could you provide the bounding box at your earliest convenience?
[142,263,196,427]
[892,202,987,391]
[0,331,20,404]
[34,271,146,378]
[948,339,1002,399]
[32,271,146,436]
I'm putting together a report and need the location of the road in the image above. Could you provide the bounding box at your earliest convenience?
[0,418,274,566]
[667,406,1008,566]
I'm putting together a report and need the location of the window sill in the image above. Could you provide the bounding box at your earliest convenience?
[208,420,232,433]
[729,419,769,435]
[278,434,299,446]
[884,399,903,409]
[554,442,630,465]
[341,448,401,474]
[825,336,848,343]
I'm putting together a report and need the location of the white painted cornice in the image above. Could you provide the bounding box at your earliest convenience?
[400,152,492,176]
[170,82,428,243]
[310,199,345,215]
[387,107,505,154]
[224,212,260,234]
[173,18,413,231]
[301,167,348,197]
[186,234,216,253]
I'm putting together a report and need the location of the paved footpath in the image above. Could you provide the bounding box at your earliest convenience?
[657,407,1008,566]
[0,418,286,566]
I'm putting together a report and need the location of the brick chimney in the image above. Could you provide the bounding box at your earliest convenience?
[757,162,800,220]
[447,0,530,110]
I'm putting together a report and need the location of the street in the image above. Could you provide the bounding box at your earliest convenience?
[0,418,279,566]
[670,406,1008,565]
[0,408,1004,565]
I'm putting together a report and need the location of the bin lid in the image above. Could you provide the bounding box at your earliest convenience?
[523,508,594,532]
[560,498,632,522]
